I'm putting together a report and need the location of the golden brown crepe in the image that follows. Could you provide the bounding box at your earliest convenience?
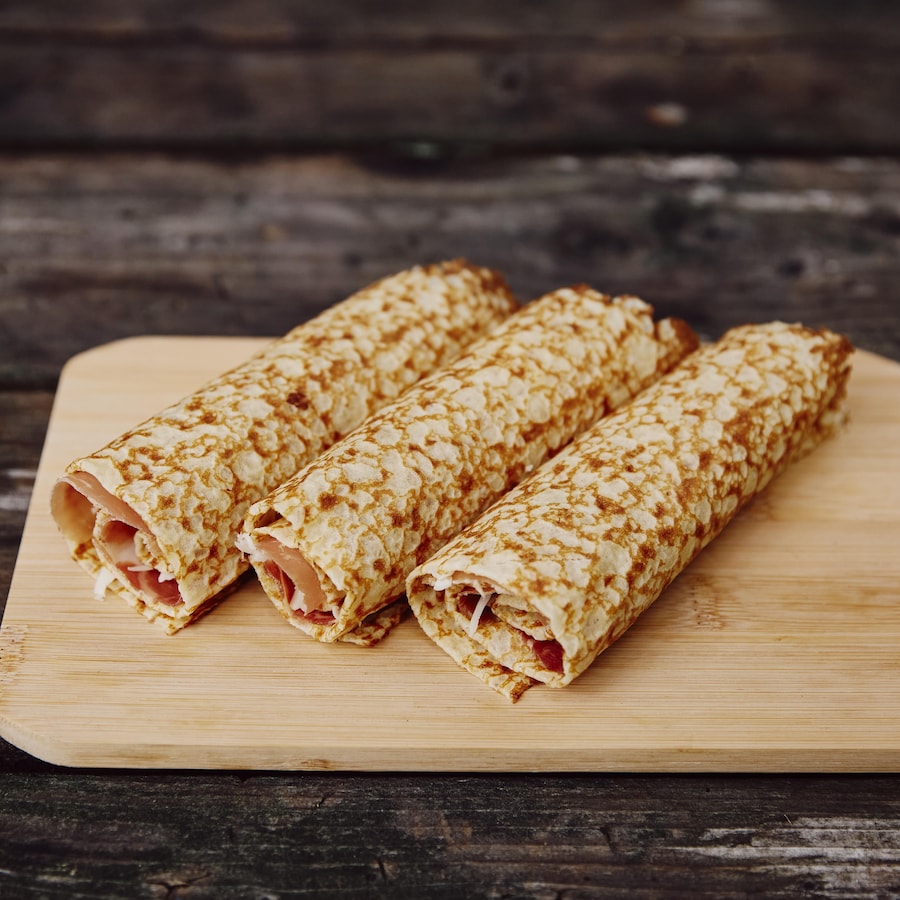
[240,286,698,643]
[50,260,517,632]
[407,322,853,700]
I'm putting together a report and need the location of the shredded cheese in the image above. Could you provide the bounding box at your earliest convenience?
[432,574,452,592]
[466,592,492,637]
[289,587,307,612]
[94,567,115,601]
[234,532,267,564]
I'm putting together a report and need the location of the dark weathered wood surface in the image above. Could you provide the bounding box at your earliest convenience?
[0,767,899,898]
[2,3,900,895]
[2,153,898,386]
[1,1,900,153]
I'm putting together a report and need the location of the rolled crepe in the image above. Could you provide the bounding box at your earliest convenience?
[240,286,698,643]
[51,260,517,632]
[407,322,853,701]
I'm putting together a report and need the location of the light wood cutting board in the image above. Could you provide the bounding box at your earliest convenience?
[2,336,899,771]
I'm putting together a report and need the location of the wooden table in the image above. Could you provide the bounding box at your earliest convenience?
[2,3,899,896]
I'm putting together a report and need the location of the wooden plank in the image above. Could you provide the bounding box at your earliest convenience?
[3,0,899,43]
[1,337,898,771]
[0,389,53,614]
[0,3,898,151]
[2,153,899,386]
[0,48,897,154]
[0,770,899,897]
[0,390,52,492]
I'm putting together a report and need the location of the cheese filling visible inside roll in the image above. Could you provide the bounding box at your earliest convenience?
[52,472,183,606]
[441,577,565,677]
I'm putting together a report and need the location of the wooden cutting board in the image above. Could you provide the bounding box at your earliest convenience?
[2,336,899,771]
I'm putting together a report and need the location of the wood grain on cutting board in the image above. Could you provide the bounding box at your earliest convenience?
[1,337,898,771]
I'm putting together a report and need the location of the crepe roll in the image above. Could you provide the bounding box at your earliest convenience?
[51,260,517,632]
[407,322,853,700]
[240,287,698,643]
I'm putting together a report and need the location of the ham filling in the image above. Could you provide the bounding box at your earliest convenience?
[59,472,184,608]
[243,534,336,624]
[97,518,182,606]
[455,590,565,675]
